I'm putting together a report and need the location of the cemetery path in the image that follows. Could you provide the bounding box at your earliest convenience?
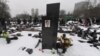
[0,31,99,56]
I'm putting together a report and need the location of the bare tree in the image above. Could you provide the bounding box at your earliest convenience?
[0,0,10,19]
[59,10,66,17]
[15,13,31,20]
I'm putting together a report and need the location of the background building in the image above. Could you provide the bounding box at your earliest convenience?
[74,1,89,17]
[31,8,39,18]
[31,8,35,18]
[88,0,100,7]
[35,9,39,17]
[74,1,89,12]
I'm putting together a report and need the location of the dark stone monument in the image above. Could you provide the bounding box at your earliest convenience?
[33,17,38,25]
[17,19,21,24]
[42,3,60,49]
[0,18,6,30]
[60,19,65,26]
[23,19,27,24]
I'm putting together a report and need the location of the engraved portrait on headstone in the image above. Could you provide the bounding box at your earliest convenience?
[45,20,50,27]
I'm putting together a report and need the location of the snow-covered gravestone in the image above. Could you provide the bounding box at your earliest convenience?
[42,3,60,49]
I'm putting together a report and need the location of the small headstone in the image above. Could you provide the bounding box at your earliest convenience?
[6,38,11,44]
[13,36,18,40]
[17,19,21,24]
[16,33,22,36]
[28,34,32,36]
[33,34,39,38]
[11,29,15,33]
[23,19,27,25]
[77,29,82,37]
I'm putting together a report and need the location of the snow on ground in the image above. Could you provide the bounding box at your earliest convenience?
[78,25,100,32]
[0,31,100,56]
[0,31,39,56]
[91,24,100,29]
[78,26,88,31]
[34,27,42,31]
[9,27,17,30]
[62,28,72,31]
[64,34,100,56]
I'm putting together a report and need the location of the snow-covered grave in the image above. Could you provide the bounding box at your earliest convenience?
[0,31,100,56]
[78,24,100,32]
[58,26,73,33]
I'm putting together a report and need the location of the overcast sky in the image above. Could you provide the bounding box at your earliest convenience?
[8,0,85,17]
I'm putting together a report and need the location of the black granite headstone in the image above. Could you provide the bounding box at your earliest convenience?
[60,19,65,26]
[33,17,38,25]
[0,18,6,30]
[17,19,21,24]
[23,19,27,24]
[42,3,60,49]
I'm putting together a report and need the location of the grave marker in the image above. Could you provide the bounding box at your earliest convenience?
[42,3,60,49]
